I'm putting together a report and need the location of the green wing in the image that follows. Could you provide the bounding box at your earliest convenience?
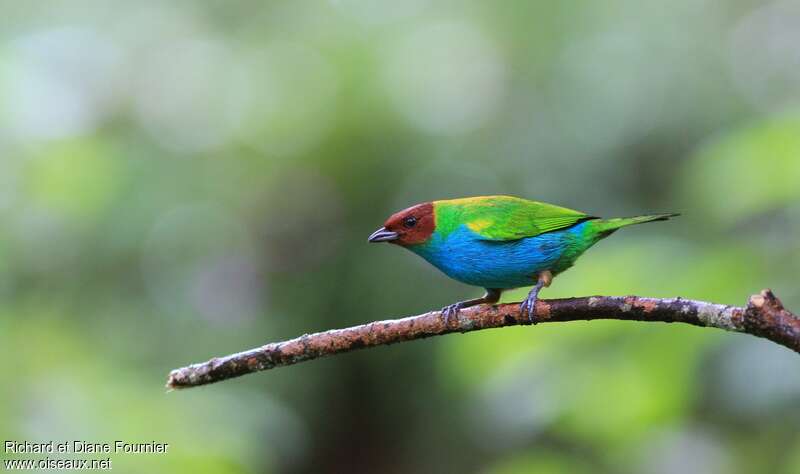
[435,196,594,241]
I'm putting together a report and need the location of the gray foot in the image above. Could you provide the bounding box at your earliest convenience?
[441,288,502,327]
[520,284,543,323]
[441,302,466,326]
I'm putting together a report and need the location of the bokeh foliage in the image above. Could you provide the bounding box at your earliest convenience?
[1,0,800,473]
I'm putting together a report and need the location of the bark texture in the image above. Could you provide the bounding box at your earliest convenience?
[167,289,799,390]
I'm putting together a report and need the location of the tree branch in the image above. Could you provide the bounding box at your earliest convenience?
[167,289,799,390]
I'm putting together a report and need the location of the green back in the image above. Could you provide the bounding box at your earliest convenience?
[433,196,593,241]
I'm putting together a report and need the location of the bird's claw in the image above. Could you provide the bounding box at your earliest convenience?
[520,294,539,324]
[441,303,463,327]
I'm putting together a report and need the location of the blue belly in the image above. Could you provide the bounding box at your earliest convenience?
[408,223,585,289]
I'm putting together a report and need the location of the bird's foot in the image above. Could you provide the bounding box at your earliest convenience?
[441,302,465,327]
[521,281,546,324]
[521,272,551,324]
[520,293,539,324]
[441,289,503,328]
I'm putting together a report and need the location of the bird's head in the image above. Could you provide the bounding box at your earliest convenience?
[368,202,435,246]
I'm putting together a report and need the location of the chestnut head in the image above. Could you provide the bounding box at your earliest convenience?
[368,202,435,246]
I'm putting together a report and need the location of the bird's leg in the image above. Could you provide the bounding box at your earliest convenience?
[442,288,502,326]
[520,270,553,324]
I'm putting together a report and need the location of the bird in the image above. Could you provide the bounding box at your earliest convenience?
[368,195,678,324]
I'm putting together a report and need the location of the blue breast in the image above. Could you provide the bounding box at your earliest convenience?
[408,223,586,289]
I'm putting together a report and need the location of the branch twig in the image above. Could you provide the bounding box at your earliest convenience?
[167,289,799,390]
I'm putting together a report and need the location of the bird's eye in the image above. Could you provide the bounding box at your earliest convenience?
[403,216,417,228]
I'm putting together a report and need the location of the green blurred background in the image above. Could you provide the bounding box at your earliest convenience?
[1,0,800,473]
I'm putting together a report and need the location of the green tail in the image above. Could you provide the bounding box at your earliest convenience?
[589,213,680,237]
